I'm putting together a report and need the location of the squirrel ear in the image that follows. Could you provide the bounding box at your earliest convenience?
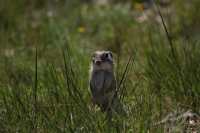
[91,52,96,58]
[107,52,113,61]
[109,51,113,58]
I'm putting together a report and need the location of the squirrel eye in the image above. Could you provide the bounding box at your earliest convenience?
[105,53,109,58]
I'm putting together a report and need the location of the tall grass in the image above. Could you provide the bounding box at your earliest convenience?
[0,0,199,132]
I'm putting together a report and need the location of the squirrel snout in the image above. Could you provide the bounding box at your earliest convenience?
[95,60,102,65]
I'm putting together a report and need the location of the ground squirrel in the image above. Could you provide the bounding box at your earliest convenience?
[89,51,117,112]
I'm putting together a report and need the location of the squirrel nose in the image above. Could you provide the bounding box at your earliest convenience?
[95,60,101,65]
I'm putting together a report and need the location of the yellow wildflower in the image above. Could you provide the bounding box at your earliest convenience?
[78,26,86,33]
[134,3,144,12]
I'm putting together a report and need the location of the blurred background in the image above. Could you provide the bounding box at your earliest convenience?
[0,0,200,132]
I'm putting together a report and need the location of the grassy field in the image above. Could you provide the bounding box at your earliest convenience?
[0,0,200,132]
